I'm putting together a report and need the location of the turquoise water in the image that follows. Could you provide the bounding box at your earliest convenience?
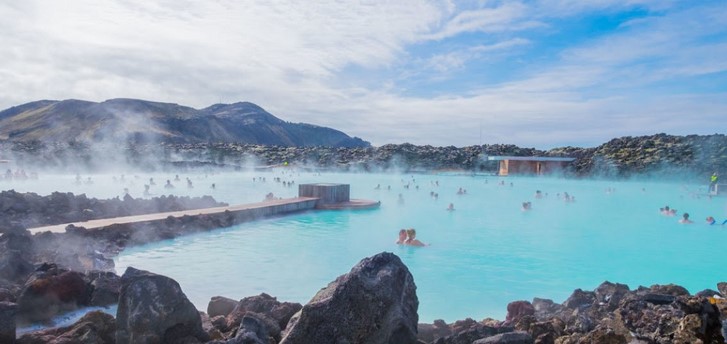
[4,171,727,322]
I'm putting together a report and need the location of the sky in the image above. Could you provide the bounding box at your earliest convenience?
[0,0,726,148]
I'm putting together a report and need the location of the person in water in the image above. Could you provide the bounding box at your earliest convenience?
[679,213,693,224]
[405,228,428,247]
[446,203,455,211]
[396,229,407,244]
[522,201,532,211]
[706,216,716,225]
[710,172,718,192]
[164,180,174,189]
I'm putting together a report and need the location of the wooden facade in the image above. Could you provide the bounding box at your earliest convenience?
[489,156,575,176]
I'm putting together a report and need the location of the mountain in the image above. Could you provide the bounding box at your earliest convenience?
[0,98,370,147]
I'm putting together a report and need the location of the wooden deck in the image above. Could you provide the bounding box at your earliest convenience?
[28,197,320,234]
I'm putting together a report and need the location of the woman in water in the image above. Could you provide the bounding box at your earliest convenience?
[405,228,428,247]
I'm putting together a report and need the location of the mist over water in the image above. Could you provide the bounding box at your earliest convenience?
[75,171,726,323]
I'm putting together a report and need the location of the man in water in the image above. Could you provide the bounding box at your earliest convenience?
[679,213,693,224]
[395,229,407,244]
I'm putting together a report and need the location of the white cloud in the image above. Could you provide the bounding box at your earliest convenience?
[0,0,725,149]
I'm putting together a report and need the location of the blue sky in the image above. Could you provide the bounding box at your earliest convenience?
[0,0,725,148]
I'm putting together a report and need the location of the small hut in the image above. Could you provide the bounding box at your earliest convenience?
[487,156,575,176]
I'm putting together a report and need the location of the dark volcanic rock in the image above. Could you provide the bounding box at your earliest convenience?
[563,289,596,310]
[617,296,724,343]
[0,189,227,229]
[17,310,116,344]
[504,301,535,326]
[433,325,512,344]
[593,281,629,311]
[88,271,121,306]
[224,293,302,334]
[0,301,17,344]
[0,250,34,283]
[716,282,727,296]
[116,267,208,344]
[229,312,281,344]
[531,298,562,321]
[472,331,533,344]
[417,319,452,343]
[208,296,239,318]
[16,265,91,323]
[280,252,419,344]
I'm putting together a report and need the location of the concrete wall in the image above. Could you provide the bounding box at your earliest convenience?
[299,184,350,205]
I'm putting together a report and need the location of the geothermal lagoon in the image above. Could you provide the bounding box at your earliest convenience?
[6,170,726,322]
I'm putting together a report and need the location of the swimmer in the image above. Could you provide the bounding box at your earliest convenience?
[398,193,405,205]
[374,184,380,190]
[679,213,693,224]
[446,203,455,211]
[706,216,716,225]
[534,190,543,199]
[405,228,428,247]
[211,183,216,189]
[395,229,407,244]
[164,180,174,189]
[522,202,532,211]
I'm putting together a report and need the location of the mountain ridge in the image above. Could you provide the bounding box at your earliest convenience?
[0,98,370,148]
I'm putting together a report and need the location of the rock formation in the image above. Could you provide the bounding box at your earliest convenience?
[280,252,420,344]
[115,267,208,344]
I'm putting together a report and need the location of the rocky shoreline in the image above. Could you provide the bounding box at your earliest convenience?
[2,246,726,343]
[1,194,726,343]
[2,133,726,179]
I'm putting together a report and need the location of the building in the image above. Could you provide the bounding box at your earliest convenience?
[487,156,575,176]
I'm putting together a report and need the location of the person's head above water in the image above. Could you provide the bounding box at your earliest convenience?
[406,228,416,239]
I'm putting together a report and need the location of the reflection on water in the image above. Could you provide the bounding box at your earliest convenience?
[4,171,725,322]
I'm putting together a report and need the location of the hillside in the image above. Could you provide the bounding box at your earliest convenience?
[0,98,369,148]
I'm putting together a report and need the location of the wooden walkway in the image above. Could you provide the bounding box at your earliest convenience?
[28,197,319,234]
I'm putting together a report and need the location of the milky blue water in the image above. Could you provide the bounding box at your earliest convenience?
[4,170,726,322]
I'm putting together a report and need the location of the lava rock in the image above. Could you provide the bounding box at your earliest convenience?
[0,301,17,344]
[280,252,419,344]
[208,296,239,318]
[472,331,533,344]
[504,301,535,326]
[531,298,562,321]
[593,281,629,310]
[0,250,34,283]
[16,267,90,323]
[717,282,727,297]
[17,310,115,344]
[432,325,509,344]
[563,289,595,310]
[225,293,302,333]
[115,267,208,344]
[417,319,452,343]
[88,271,121,306]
